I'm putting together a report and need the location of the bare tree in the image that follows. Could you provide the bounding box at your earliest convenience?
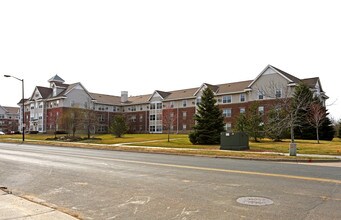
[258,82,313,143]
[61,107,84,137]
[162,108,177,142]
[306,102,326,143]
[83,109,99,139]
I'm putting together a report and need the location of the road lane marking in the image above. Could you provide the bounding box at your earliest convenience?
[1,146,340,184]
[78,155,341,184]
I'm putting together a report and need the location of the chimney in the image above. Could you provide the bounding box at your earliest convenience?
[121,91,128,103]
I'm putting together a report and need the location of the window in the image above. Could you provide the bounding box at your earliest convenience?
[258,106,264,114]
[156,126,162,132]
[139,115,143,122]
[183,111,187,119]
[150,103,156,110]
[240,94,245,102]
[156,114,162,120]
[130,115,136,122]
[98,115,105,122]
[170,102,174,108]
[30,104,34,110]
[97,126,106,132]
[275,89,282,98]
[156,103,162,109]
[182,124,187,130]
[131,106,136,112]
[225,123,232,132]
[149,126,155,132]
[258,91,264,100]
[182,100,187,107]
[38,113,43,120]
[149,115,156,121]
[196,97,201,106]
[240,107,245,113]
[223,95,232,103]
[223,108,232,117]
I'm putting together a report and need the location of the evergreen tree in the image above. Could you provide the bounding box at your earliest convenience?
[338,121,341,138]
[110,115,128,138]
[319,117,335,141]
[189,88,225,145]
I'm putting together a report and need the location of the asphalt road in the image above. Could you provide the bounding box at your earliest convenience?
[0,143,340,220]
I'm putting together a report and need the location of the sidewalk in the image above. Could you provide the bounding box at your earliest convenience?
[0,188,78,220]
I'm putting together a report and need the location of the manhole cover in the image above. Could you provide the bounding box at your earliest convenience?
[236,197,273,206]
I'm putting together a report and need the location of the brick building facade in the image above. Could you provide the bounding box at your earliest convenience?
[0,106,20,133]
[18,65,328,134]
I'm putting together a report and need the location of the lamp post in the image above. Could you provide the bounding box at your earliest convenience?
[4,75,25,142]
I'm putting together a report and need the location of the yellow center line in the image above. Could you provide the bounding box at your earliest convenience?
[78,154,341,184]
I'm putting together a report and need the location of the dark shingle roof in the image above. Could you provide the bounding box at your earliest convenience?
[302,77,322,91]
[270,65,301,83]
[48,75,65,83]
[155,90,171,99]
[36,86,53,99]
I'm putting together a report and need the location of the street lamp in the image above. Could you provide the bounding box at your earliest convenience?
[4,75,25,142]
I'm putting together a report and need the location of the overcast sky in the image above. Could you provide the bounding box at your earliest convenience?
[1,0,340,120]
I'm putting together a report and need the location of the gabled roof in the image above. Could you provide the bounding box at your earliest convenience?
[248,65,302,88]
[36,86,53,99]
[270,65,301,84]
[48,75,65,83]
[148,90,170,101]
[156,90,171,99]
[301,77,323,91]
[17,99,28,105]
[29,86,53,101]
[194,83,219,96]
[58,83,90,97]
[3,106,19,114]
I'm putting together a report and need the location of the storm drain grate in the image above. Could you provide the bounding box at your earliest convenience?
[237,197,273,206]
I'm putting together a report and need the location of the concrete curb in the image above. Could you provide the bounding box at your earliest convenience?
[1,139,340,163]
[0,188,78,220]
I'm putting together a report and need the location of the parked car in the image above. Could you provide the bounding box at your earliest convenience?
[0,131,5,135]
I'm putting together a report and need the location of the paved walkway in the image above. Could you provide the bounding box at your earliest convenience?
[0,188,78,220]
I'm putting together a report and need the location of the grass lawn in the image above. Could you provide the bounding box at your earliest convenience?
[1,133,340,155]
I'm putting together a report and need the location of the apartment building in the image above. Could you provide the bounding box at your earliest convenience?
[19,65,328,134]
[0,106,20,133]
